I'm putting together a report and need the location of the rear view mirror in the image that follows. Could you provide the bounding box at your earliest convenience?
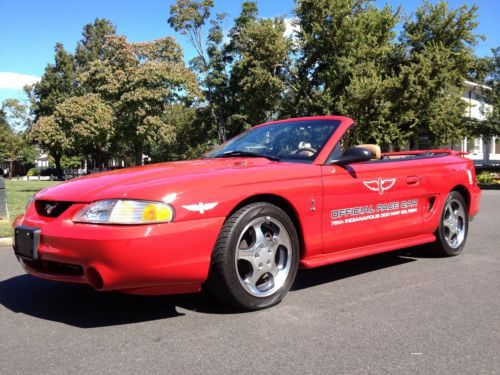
[328,147,373,166]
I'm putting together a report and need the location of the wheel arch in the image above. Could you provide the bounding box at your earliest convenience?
[227,194,305,258]
[451,184,471,212]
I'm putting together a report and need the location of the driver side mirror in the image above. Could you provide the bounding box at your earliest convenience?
[327,147,373,166]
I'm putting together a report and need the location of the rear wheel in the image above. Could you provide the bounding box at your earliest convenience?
[433,191,468,256]
[207,202,299,310]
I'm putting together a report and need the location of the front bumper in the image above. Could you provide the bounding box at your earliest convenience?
[15,203,224,295]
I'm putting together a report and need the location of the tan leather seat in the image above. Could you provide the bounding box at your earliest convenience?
[356,144,381,160]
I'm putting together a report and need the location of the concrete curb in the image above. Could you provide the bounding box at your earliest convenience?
[0,237,12,246]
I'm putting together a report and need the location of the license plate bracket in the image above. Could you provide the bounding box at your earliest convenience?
[14,226,41,260]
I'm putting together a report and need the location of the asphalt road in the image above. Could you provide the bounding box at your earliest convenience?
[1,191,499,375]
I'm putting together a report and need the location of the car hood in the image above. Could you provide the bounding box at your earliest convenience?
[35,158,299,203]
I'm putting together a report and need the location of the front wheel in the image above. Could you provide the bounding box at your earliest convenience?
[207,202,300,310]
[433,191,469,256]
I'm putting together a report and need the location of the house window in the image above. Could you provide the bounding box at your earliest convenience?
[495,138,500,154]
[466,137,481,154]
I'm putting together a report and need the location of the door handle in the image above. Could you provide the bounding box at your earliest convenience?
[406,176,421,185]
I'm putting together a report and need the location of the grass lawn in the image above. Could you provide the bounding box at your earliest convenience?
[0,180,59,238]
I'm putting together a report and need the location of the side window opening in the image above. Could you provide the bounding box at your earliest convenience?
[329,127,354,160]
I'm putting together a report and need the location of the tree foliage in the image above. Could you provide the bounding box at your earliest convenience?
[81,35,201,165]
[10,0,496,175]
[394,1,480,147]
[226,3,291,131]
[53,94,114,168]
[168,0,214,63]
[0,100,37,177]
[26,43,77,118]
[75,18,117,68]
[285,0,401,147]
[27,19,200,168]
[485,47,500,137]
[169,1,291,138]
[467,47,500,139]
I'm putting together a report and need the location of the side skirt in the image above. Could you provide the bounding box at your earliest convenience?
[300,234,436,269]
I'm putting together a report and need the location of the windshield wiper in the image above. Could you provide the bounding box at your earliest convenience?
[214,151,280,162]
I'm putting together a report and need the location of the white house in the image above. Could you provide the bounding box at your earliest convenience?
[35,149,50,169]
[460,80,499,166]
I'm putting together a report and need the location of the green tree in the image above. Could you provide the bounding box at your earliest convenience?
[169,1,292,139]
[26,19,117,173]
[29,115,70,176]
[53,94,114,168]
[168,0,213,66]
[394,1,482,148]
[467,55,492,83]
[169,0,228,142]
[60,155,83,170]
[25,42,76,175]
[225,2,291,133]
[202,12,230,142]
[25,43,77,118]
[288,0,401,147]
[81,35,201,165]
[147,104,214,161]
[75,18,117,68]
[0,108,11,163]
[1,100,37,178]
[485,47,500,137]
[467,47,500,139]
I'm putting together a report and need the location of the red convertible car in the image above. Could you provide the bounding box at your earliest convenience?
[13,116,481,310]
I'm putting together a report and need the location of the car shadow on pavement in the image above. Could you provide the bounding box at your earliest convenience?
[0,275,187,328]
[0,274,246,327]
[0,245,437,326]
[291,246,433,291]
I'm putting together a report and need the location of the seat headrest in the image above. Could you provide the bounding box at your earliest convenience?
[356,144,381,160]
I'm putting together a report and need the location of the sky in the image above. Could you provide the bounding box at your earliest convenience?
[0,0,499,104]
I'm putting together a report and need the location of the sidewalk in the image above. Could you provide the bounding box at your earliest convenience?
[0,237,12,246]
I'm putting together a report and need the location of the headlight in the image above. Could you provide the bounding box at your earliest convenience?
[73,199,174,225]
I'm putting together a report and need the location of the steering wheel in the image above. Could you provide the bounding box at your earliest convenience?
[293,147,317,156]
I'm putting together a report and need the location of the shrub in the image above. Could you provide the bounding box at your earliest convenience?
[27,168,41,177]
[476,172,496,184]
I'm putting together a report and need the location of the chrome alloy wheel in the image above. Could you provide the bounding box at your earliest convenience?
[235,216,292,297]
[442,198,466,249]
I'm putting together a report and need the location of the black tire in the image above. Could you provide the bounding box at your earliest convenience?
[433,191,469,257]
[206,202,300,310]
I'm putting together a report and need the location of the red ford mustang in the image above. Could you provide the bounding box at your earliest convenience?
[13,116,481,310]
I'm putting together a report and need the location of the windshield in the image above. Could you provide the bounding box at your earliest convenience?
[206,119,340,162]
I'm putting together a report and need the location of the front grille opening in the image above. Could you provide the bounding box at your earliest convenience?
[23,259,84,276]
[35,200,73,218]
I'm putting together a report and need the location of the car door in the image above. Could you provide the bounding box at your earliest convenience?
[321,159,426,253]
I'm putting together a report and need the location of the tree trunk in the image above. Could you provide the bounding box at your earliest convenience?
[410,134,420,151]
[54,154,63,178]
[135,141,144,167]
[483,139,490,166]
[8,160,13,179]
[96,153,106,171]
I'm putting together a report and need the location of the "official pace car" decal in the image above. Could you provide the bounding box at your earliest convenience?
[331,199,418,226]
